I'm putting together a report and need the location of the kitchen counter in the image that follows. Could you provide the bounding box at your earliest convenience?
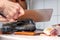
[0,35,60,40]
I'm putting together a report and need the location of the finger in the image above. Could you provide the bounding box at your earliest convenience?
[8,2,20,10]
[3,7,13,19]
[8,19,16,22]
[8,4,22,19]
[3,8,9,16]
[5,7,17,18]
[8,8,17,17]
[3,5,18,19]
[3,8,12,19]
[7,4,20,17]
[13,6,24,20]
[12,3,20,10]
[13,13,19,20]
[0,16,8,22]
[18,6,24,17]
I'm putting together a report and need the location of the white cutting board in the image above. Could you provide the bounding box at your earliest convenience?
[0,35,60,40]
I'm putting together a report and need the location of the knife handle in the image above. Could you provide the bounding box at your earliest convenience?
[0,12,7,18]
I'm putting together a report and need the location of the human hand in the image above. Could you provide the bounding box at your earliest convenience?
[0,0,24,22]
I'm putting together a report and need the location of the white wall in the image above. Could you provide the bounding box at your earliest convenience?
[29,0,60,29]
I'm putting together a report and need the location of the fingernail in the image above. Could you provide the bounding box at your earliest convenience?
[13,14,18,20]
[18,12,20,14]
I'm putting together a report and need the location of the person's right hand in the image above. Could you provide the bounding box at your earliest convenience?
[0,0,24,22]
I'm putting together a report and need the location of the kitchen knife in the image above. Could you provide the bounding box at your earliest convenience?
[18,9,53,22]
